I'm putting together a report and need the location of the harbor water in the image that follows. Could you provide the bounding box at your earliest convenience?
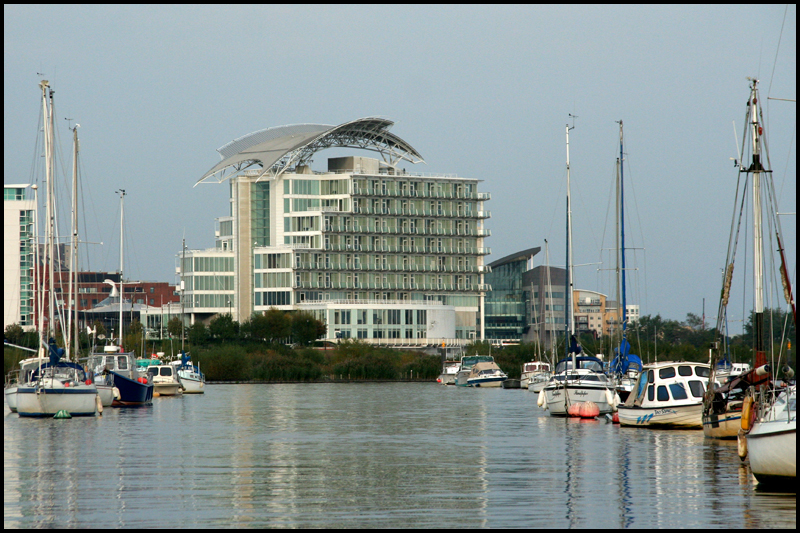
[4,383,796,528]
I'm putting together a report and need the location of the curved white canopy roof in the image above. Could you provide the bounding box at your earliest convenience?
[196,117,424,185]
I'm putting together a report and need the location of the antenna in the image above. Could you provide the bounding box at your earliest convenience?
[568,113,578,131]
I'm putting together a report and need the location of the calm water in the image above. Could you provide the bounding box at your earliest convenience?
[4,383,796,528]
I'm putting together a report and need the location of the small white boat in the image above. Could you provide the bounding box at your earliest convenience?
[146,365,182,396]
[467,362,507,388]
[521,361,551,392]
[437,362,460,385]
[170,352,205,394]
[16,355,97,418]
[746,385,796,486]
[618,361,711,429]
[541,354,615,416]
[454,355,494,387]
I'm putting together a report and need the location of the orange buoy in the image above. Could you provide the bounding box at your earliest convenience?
[579,401,600,419]
[612,412,620,424]
[567,403,582,417]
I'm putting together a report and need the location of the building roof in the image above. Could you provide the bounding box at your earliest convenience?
[488,247,541,269]
[196,117,424,185]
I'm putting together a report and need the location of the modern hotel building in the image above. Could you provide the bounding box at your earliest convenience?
[183,118,491,345]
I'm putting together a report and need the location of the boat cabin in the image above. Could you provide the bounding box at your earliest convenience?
[522,362,550,374]
[555,356,604,374]
[627,362,711,408]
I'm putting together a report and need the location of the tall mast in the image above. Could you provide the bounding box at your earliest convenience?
[38,80,50,352]
[619,121,628,351]
[117,189,126,344]
[565,119,576,366]
[181,237,186,352]
[748,80,766,368]
[68,124,80,360]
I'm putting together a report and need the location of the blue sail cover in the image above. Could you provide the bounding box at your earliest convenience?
[569,335,582,355]
[611,339,642,374]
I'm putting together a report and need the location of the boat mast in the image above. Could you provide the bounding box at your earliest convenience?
[617,120,628,369]
[37,81,50,353]
[117,189,126,346]
[748,80,766,368]
[68,124,79,360]
[181,237,186,353]
[565,119,576,367]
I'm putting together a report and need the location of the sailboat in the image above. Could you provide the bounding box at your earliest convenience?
[16,80,98,417]
[703,78,794,441]
[89,190,154,406]
[538,120,615,417]
[608,121,643,402]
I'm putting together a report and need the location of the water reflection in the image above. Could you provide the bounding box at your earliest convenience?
[4,384,796,528]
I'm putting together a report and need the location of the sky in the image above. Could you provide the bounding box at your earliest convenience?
[4,5,796,331]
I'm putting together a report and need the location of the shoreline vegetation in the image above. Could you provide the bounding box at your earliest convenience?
[5,309,794,382]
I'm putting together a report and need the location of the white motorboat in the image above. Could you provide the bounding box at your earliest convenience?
[746,385,796,486]
[540,354,615,416]
[454,355,494,387]
[522,361,551,393]
[437,362,460,385]
[618,361,711,429]
[467,362,508,388]
[146,365,183,396]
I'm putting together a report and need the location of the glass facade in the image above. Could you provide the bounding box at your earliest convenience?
[484,257,530,341]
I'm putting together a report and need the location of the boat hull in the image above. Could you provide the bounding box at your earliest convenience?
[618,402,703,429]
[179,376,204,394]
[153,382,182,396]
[544,385,612,416]
[468,377,506,388]
[5,386,19,412]
[747,420,796,484]
[110,372,153,406]
[703,411,742,439]
[16,386,97,417]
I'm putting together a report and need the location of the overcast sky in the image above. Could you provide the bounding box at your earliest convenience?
[4,5,796,331]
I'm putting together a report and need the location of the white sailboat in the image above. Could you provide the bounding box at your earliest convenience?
[17,80,97,418]
[539,120,614,416]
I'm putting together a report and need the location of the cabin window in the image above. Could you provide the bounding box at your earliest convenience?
[659,367,676,379]
[694,366,710,378]
[648,385,655,402]
[678,366,693,377]
[160,367,173,376]
[669,383,688,400]
[688,380,705,398]
[657,385,669,401]
[647,370,654,383]
[117,356,127,370]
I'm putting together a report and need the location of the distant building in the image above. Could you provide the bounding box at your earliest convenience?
[182,118,492,347]
[484,247,540,343]
[4,184,36,331]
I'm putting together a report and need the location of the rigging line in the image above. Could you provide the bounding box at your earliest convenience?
[767,4,789,100]
[545,167,567,247]
[777,118,795,202]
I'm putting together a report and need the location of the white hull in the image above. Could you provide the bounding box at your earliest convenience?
[16,386,97,417]
[96,385,114,407]
[5,386,19,412]
[154,382,183,396]
[467,377,506,388]
[544,385,612,416]
[180,377,204,394]
[618,402,703,429]
[526,374,552,393]
[747,419,796,483]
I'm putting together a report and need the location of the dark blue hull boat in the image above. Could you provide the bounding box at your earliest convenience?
[111,371,153,406]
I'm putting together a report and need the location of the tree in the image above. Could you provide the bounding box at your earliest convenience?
[167,317,184,338]
[4,323,24,345]
[188,321,209,346]
[290,311,327,346]
[209,313,238,342]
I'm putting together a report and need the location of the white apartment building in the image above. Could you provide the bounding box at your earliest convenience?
[182,118,491,345]
[4,184,37,330]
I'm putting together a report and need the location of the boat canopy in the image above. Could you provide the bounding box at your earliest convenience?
[555,356,604,374]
